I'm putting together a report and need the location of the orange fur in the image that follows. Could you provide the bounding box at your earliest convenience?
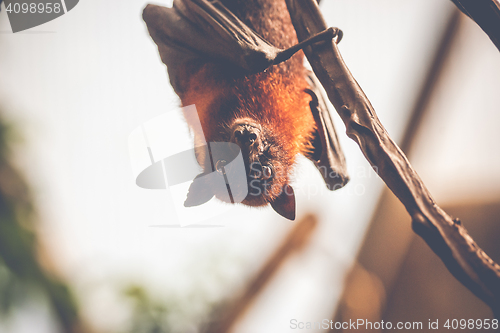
[178,0,316,207]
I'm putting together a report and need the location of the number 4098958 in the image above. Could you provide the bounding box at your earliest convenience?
[443,318,498,330]
[5,2,62,14]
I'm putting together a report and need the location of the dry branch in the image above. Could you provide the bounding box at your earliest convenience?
[285,0,500,317]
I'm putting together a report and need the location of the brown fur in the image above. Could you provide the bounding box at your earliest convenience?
[180,0,315,206]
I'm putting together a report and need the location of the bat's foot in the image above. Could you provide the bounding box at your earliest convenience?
[273,27,343,65]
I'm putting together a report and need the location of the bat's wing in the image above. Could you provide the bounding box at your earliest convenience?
[143,0,337,95]
[305,71,350,190]
[143,0,283,95]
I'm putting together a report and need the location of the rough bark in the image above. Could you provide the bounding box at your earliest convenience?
[285,0,500,317]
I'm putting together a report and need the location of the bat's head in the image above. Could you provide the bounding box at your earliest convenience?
[182,66,314,221]
[184,114,297,220]
[227,117,295,220]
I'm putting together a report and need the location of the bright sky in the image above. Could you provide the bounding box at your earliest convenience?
[3,1,498,332]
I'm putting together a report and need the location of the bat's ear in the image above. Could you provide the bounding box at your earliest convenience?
[184,174,214,207]
[270,184,296,220]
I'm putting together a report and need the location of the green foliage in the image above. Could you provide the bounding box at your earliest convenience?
[124,285,173,333]
[0,114,79,332]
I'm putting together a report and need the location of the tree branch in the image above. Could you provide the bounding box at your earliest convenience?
[450,0,500,52]
[285,0,500,317]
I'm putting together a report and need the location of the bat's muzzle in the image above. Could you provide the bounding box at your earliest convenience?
[230,120,272,181]
[232,124,260,147]
[230,120,263,156]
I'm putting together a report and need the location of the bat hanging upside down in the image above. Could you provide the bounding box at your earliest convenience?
[143,0,349,220]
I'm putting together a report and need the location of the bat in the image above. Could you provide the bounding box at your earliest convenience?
[143,0,349,220]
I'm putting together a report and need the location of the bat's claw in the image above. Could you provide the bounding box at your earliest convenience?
[273,27,343,65]
[331,27,343,44]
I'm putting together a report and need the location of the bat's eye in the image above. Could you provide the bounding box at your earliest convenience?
[262,165,273,180]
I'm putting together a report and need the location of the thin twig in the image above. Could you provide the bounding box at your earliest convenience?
[285,0,500,317]
[450,0,500,52]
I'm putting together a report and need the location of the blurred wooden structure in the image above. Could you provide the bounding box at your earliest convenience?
[331,7,500,331]
[203,214,318,333]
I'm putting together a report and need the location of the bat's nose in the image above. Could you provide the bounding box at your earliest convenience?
[233,127,259,146]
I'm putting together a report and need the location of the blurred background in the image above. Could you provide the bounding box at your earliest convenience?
[0,0,499,332]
